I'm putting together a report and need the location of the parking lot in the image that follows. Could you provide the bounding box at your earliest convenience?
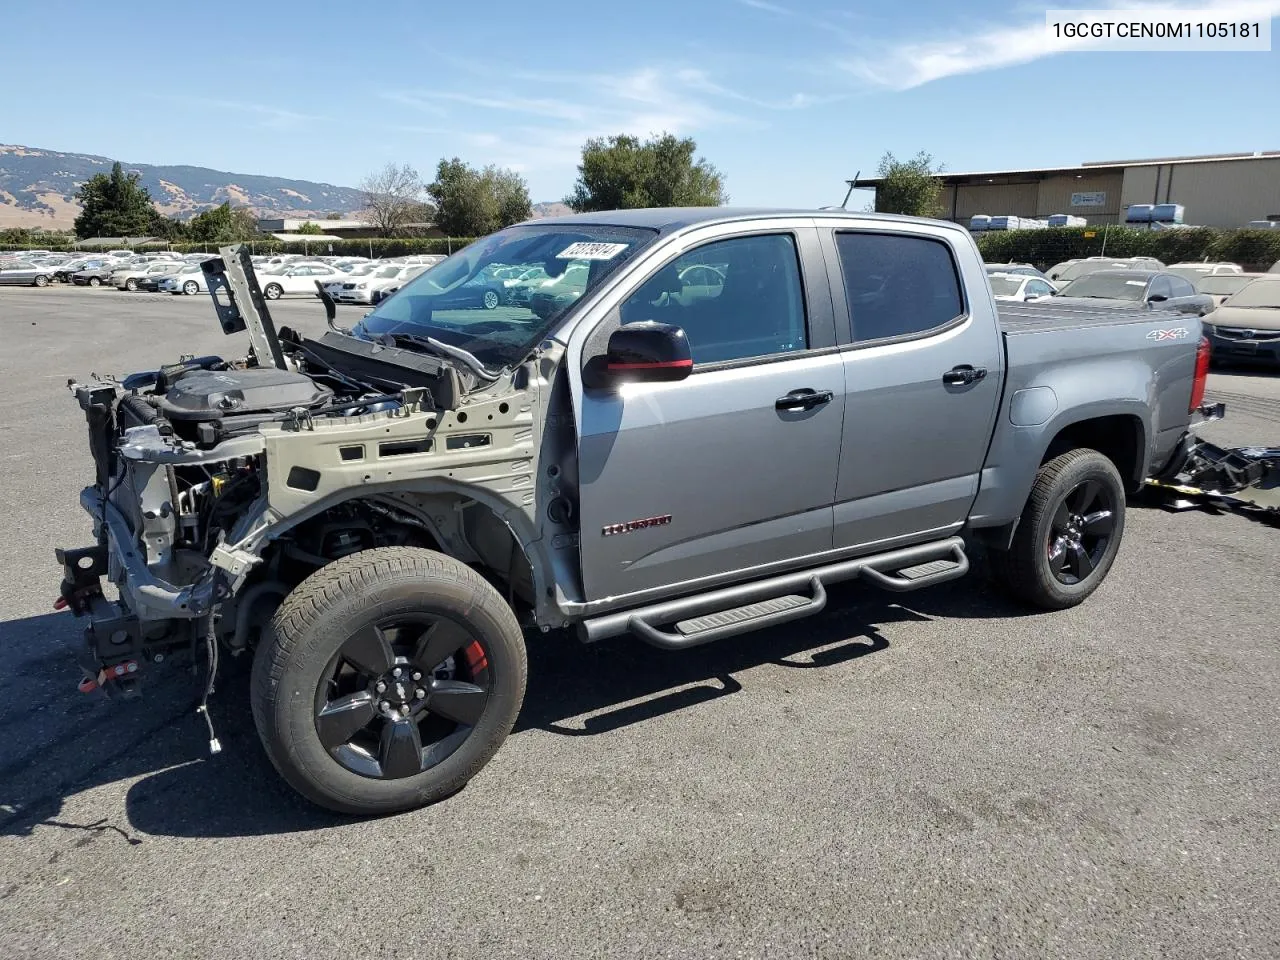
[1,284,1278,959]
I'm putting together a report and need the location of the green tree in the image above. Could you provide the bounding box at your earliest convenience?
[185,202,262,243]
[565,133,727,212]
[73,161,162,238]
[872,151,944,218]
[427,159,532,236]
[295,220,325,235]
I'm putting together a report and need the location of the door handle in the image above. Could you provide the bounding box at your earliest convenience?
[776,388,834,411]
[942,365,987,386]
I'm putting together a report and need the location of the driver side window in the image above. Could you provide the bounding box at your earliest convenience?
[619,233,807,366]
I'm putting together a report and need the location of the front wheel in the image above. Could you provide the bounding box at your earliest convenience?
[263,283,283,300]
[88,277,101,287]
[182,280,199,296]
[125,278,138,291]
[987,449,1126,610]
[34,274,49,287]
[250,547,527,816]
[482,289,499,310]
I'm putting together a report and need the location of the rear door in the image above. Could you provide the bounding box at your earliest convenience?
[571,223,845,603]
[820,224,1004,552]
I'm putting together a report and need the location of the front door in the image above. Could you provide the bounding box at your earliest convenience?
[572,227,845,603]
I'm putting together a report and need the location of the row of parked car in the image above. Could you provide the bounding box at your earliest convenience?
[985,255,1280,368]
[0,248,600,317]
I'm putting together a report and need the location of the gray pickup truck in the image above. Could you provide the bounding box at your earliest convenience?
[57,208,1220,815]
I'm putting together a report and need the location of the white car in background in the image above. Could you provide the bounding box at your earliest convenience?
[988,272,1058,302]
[1164,262,1243,284]
[320,262,382,298]
[113,261,184,291]
[159,261,216,296]
[336,263,425,305]
[257,262,349,300]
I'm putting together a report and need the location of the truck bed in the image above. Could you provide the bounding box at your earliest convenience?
[997,300,1183,335]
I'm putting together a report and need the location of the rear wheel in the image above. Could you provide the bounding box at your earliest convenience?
[988,449,1126,610]
[88,277,101,287]
[251,547,527,815]
[482,289,499,310]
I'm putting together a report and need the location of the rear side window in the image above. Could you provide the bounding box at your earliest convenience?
[835,232,965,343]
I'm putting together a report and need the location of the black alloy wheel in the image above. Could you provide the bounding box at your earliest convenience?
[315,613,491,780]
[1045,479,1117,585]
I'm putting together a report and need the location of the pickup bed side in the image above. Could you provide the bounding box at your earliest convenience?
[967,301,1202,543]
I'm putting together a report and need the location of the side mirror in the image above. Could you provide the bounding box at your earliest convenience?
[1147,294,1168,303]
[585,321,692,390]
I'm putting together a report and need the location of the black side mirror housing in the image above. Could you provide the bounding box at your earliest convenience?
[1147,293,1168,303]
[585,321,692,390]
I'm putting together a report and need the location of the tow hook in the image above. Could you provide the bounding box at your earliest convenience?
[78,660,140,695]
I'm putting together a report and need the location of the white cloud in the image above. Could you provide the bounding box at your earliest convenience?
[143,94,328,128]
[736,0,792,14]
[839,0,1280,90]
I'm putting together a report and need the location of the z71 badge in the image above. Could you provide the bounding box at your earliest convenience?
[1147,327,1190,341]
[602,514,672,536]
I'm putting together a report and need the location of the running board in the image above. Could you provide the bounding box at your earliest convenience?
[579,537,968,650]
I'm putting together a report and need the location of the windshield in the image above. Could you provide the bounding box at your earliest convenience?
[1058,274,1148,300]
[1165,266,1213,283]
[988,276,1024,296]
[1224,279,1280,308]
[355,224,657,370]
[1057,261,1134,282]
[1198,275,1254,296]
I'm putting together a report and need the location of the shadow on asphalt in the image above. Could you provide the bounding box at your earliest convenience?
[0,561,1042,840]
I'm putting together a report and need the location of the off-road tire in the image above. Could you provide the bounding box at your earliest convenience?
[988,448,1126,610]
[250,547,527,815]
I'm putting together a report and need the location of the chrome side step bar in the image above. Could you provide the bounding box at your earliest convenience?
[579,537,968,650]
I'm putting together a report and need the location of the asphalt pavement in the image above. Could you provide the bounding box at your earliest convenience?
[1,285,1277,959]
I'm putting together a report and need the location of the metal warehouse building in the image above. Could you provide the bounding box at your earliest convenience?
[855,151,1280,228]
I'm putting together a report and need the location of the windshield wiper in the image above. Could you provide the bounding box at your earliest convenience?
[379,331,501,382]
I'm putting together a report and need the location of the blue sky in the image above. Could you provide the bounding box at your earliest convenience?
[4,0,1278,207]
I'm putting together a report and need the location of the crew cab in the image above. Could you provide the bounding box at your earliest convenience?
[55,209,1218,817]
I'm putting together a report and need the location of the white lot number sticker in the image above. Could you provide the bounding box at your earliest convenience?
[557,241,629,261]
[1125,280,1147,285]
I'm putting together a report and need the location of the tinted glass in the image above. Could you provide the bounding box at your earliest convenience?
[618,233,807,365]
[836,232,964,342]
[1166,275,1196,297]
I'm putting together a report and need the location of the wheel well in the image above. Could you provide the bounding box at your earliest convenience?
[1041,415,1145,491]
[252,494,535,612]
